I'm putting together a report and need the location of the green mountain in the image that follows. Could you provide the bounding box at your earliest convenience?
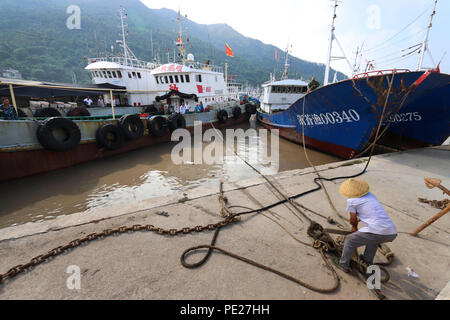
[0,0,346,86]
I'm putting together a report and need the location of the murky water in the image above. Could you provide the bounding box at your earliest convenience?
[0,124,338,229]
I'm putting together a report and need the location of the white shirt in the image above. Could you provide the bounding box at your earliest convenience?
[84,98,93,106]
[98,99,105,107]
[347,192,397,235]
[180,105,186,115]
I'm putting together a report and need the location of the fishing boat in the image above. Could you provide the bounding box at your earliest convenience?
[258,0,450,159]
[260,44,309,114]
[0,8,249,182]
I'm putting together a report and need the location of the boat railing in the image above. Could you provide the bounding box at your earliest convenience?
[185,62,223,73]
[352,69,411,79]
[88,57,158,70]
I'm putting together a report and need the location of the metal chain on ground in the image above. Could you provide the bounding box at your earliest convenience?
[0,217,236,284]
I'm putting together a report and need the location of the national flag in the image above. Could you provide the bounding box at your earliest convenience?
[275,49,277,60]
[225,43,234,58]
[197,85,204,93]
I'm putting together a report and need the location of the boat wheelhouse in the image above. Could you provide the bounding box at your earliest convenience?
[260,79,308,113]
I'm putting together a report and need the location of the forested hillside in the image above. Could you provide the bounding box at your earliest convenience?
[0,0,345,85]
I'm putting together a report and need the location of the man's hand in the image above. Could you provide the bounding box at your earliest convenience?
[349,213,358,233]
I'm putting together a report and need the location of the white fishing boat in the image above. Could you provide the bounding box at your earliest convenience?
[260,45,309,114]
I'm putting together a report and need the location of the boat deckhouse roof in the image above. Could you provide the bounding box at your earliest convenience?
[262,79,309,87]
[0,78,126,98]
[152,63,223,76]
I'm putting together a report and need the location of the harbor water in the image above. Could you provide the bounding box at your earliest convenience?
[0,124,338,229]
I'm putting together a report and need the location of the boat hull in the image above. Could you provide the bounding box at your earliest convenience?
[0,106,248,182]
[258,71,450,159]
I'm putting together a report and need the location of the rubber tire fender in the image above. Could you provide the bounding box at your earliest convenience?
[36,117,81,152]
[232,106,242,119]
[96,124,125,151]
[167,113,186,131]
[144,105,158,114]
[119,114,145,140]
[34,107,62,118]
[217,109,228,124]
[148,116,169,138]
[66,107,91,117]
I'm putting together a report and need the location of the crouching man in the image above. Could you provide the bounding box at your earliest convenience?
[338,179,398,273]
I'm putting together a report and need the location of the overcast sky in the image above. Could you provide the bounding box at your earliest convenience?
[141,0,449,78]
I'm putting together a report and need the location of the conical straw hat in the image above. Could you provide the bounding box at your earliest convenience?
[339,179,370,198]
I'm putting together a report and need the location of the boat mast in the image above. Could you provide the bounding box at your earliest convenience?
[282,43,290,80]
[417,0,438,71]
[176,9,186,65]
[119,7,129,64]
[324,0,352,86]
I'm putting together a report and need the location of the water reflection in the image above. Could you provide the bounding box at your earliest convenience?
[0,124,338,228]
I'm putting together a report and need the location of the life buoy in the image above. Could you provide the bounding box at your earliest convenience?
[232,106,242,119]
[34,107,62,118]
[217,110,228,124]
[66,107,91,117]
[167,113,186,131]
[96,124,125,151]
[148,116,169,138]
[36,117,81,152]
[119,114,144,140]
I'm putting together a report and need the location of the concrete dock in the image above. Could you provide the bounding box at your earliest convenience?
[0,147,449,300]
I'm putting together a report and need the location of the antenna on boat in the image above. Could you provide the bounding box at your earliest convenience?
[417,0,438,71]
[175,9,186,65]
[282,42,291,80]
[119,7,129,64]
[116,7,139,66]
[324,0,353,86]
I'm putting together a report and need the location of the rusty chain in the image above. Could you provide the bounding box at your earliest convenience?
[0,217,237,284]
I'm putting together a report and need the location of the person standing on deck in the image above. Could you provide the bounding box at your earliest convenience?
[97,96,105,108]
[180,103,186,115]
[83,97,93,107]
[308,77,320,92]
[0,97,18,120]
[337,179,398,273]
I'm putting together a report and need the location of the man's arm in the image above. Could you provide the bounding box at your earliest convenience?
[349,212,359,233]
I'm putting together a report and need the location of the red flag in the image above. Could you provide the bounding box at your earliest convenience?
[275,49,277,60]
[225,43,234,57]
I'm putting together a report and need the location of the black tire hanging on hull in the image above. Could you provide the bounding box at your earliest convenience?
[34,107,62,118]
[66,107,91,117]
[36,117,81,152]
[217,110,228,124]
[167,113,186,131]
[148,116,169,138]
[96,124,125,151]
[119,114,145,140]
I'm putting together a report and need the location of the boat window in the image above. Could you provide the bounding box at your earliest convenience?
[112,71,117,78]
[302,86,307,93]
[180,75,185,83]
[185,75,190,83]
[137,72,142,79]
[132,72,136,78]
[165,76,169,83]
[156,77,159,84]
[169,75,174,83]
[107,71,112,78]
[196,74,202,82]
[128,72,132,79]
[175,75,179,83]
[117,71,122,79]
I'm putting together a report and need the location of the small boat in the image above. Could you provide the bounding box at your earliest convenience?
[260,44,309,114]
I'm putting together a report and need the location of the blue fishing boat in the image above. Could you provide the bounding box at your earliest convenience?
[258,0,449,159]
[258,69,450,159]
